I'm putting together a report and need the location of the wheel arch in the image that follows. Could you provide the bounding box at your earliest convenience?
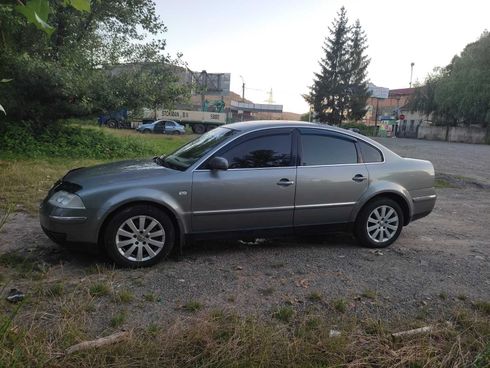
[96,200,184,248]
[353,191,412,226]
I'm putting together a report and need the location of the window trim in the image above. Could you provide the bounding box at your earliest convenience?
[298,129,361,167]
[356,140,385,164]
[197,128,296,171]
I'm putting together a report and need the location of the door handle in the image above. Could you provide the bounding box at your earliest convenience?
[352,174,367,182]
[277,178,295,186]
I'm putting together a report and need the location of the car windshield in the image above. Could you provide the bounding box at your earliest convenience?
[161,127,237,171]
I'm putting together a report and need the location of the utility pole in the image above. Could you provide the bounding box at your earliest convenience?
[240,75,245,101]
[409,62,415,88]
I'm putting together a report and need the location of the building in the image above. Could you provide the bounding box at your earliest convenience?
[363,86,429,137]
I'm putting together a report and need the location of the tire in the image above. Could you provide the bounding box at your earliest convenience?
[106,119,117,128]
[103,204,175,267]
[354,197,403,248]
[193,124,206,134]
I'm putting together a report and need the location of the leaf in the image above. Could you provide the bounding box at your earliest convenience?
[0,79,13,83]
[0,103,6,115]
[66,0,91,12]
[15,0,54,36]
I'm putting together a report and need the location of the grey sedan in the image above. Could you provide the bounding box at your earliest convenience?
[40,121,436,267]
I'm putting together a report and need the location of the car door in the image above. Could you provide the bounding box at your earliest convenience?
[164,121,175,133]
[294,129,369,226]
[191,128,297,233]
[153,121,165,133]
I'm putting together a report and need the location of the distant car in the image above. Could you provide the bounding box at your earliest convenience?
[136,120,185,135]
[40,121,436,267]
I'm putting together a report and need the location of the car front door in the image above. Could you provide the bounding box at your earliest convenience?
[294,129,369,226]
[153,121,165,133]
[191,128,296,233]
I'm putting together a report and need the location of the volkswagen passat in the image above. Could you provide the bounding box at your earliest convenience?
[40,121,436,267]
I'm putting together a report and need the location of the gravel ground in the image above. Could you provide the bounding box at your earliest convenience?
[1,138,489,330]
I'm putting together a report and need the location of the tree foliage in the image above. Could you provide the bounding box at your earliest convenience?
[409,31,490,126]
[0,0,189,125]
[304,7,371,125]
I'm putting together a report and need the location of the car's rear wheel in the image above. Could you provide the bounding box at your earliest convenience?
[354,198,403,248]
[103,205,175,267]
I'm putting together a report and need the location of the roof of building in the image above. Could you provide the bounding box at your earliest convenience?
[389,88,415,96]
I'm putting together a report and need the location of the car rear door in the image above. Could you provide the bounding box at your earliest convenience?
[191,128,297,233]
[294,129,369,226]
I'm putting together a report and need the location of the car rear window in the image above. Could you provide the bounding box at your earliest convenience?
[300,134,358,166]
[358,141,383,163]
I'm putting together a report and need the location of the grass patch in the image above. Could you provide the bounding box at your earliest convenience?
[110,312,126,328]
[143,293,157,302]
[114,290,134,304]
[182,301,203,313]
[435,178,455,188]
[0,122,192,212]
[361,289,377,300]
[332,299,348,313]
[48,283,64,297]
[474,301,490,315]
[307,291,323,302]
[0,252,46,277]
[89,282,111,297]
[273,306,295,322]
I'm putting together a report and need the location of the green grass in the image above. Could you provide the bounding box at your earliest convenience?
[110,312,126,328]
[182,301,203,312]
[114,290,134,304]
[0,122,192,213]
[474,301,490,315]
[361,289,377,300]
[89,282,111,297]
[273,306,295,322]
[332,299,348,313]
[307,291,323,302]
[435,178,454,188]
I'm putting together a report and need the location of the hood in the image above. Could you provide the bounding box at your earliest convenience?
[63,159,177,188]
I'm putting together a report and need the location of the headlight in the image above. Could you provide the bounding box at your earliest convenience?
[48,191,85,209]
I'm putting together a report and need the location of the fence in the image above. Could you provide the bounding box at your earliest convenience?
[397,124,488,144]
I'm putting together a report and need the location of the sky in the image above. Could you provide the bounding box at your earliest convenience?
[156,0,489,113]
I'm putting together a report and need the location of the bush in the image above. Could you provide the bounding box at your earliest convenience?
[341,122,377,136]
[0,122,164,159]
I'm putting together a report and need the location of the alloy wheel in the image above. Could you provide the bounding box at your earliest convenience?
[366,205,399,243]
[115,215,166,262]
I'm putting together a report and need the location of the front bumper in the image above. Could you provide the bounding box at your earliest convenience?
[39,200,99,245]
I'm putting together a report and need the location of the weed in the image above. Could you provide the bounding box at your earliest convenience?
[114,290,134,304]
[435,178,454,188]
[361,289,377,299]
[457,294,467,301]
[89,282,111,297]
[474,301,490,315]
[273,306,295,322]
[258,287,275,296]
[332,299,347,313]
[48,283,64,297]
[143,293,156,302]
[182,301,203,312]
[307,291,323,302]
[439,292,448,300]
[110,312,126,328]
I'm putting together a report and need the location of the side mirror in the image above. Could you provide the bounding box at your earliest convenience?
[208,157,229,170]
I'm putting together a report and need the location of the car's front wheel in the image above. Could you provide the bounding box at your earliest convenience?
[103,204,175,267]
[354,198,403,248]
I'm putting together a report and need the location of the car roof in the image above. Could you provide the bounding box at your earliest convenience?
[226,120,358,137]
[223,120,393,156]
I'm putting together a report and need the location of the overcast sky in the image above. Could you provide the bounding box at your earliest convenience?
[156,0,489,113]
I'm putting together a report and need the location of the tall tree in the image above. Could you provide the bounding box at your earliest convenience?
[305,7,350,125]
[408,31,490,126]
[346,19,371,121]
[0,1,189,125]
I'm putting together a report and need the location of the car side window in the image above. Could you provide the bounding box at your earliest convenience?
[300,134,358,166]
[358,141,383,163]
[219,133,292,169]
[165,121,175,127]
